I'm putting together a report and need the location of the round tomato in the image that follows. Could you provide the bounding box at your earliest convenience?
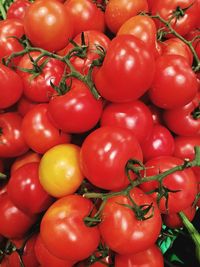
[40,195,100,262]
[23,0,74,51]
[6,0,31,20]
[39,144,84,198]
[17,96,38,117]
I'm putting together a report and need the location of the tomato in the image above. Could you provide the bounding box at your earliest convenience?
[0,192,36,239]
[151,0,199,36]
[0,63,23,109]
[115,245,164,267]
[140,156,198,214]
[40,195,100,261]
[0,112,29,158]
[117,15,157,54]
[160,37,193,66]
[23,0,74,52]
[99,187,162,255]
[17,96,38,117]
[149,55,198,109]
[7,162,53,215]
[185,29,200,60]
[21,104,71,154]
[163,205,196,229]
[39,144,84,198]
[57,30,111,76]
[80,126,143,190]
[141,124,175,162]
[105,0,149,34]
[100,100,154,145]
[48,79,103,134]
[94,35,155,103]
[6,0,31,20]
[64,0,105,37]
[34,235,74,267]
[0,19,24,65]
[163,94,200,136]
[17,51,65,103]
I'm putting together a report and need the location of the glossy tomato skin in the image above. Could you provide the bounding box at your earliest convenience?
[17,96,38,117]
[48,79,103,133]
[163,94,200,136]
[24,0,74,51]
[0,63,23,109]
[7,162,54,215]
[0,112,29,158]
[34,235,74,267]
[17,51,65,103]
[140,156,198,214]
[0,19,24,64]
[39,144,84,198]
[105,0,149,34]
[21,104,71,154]
[100,100,154,144]
[99,187,162,255]
[115,245,164,267]
[64,0,105,37]
[141,124,175,162]
[94,35,155,103]
[149,55,198,109]
[0,193,36,239]
[7,0,31,20]
[40,195,100,262]
[80,126,143,190]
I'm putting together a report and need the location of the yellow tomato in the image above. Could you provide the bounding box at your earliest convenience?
[39,144,84,198]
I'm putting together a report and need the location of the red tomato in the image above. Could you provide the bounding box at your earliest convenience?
[7,162,54,215]
[7,0,31,20]
[105,0,149,34]
[23,0,74,51]
[115,245,164,267]
[17,51,65,103]
[80,126,143,190]
[141,124,175,162]
[0,112,29,158]
[17,96,38,117]
[34,235,74,267]
[99,187,162,255]
[64,0,105,37]
[163,94,200,136]
[100,100,154,145]
[140,156,198,214]
[151,0,199,36]
[0,192,36,239]
[48,79,103,133]
[185,29,200,60]
[0,63,23,109]
[94,35,155,103]
[0,19,24,64]
[21,104,71,154]
[149,55,198,109]
[40,195,100,262]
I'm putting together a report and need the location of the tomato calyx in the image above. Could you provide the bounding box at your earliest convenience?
[172,3,194,20]
[191,102,200,119]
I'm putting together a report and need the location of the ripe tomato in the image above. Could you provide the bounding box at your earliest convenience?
[48,79,103,133]
[80,126,143,190]
[6,0,31,20]
[7,162,54,215]
[0,112,29,158]
[40,195,100,261]
[0,63,23,109]
[21,104,71,154]
[94,35,155,103]
[39,144,84,198]
[64,0,105,37]
[23,0,74,51]
[149,55,198,109]
[105,0,149,34]
[99,187,162,255]
[100,100,154,145]
[17,96,38,117]
[140,156,198,214]
[115,245,164,267]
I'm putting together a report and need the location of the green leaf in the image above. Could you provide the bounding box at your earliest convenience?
[169,253,184,264]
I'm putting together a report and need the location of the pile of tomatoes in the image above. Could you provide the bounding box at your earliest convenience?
[0,0,200,266]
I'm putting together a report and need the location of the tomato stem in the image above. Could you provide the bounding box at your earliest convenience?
[0,2,7,20]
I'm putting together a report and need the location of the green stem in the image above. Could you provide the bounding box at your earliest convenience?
[0,172,6,179]
[0,2,6,20]
[179,211,200,263]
